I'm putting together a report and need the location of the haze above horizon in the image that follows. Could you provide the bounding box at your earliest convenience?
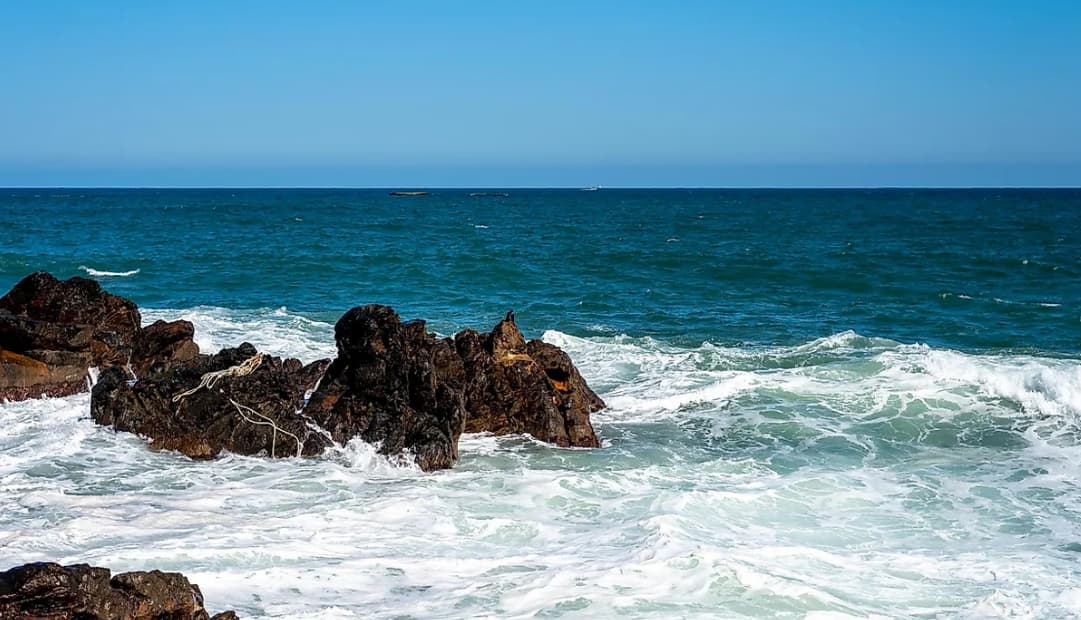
[2,2,1079,187]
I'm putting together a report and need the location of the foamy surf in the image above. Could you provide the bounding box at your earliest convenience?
[2,308,1081,618]
[79,265,140,277]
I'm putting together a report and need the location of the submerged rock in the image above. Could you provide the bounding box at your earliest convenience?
[0,272,199,401]
[302,305,468,471]
[91,343,330,460]
[0,562,236,620]
[456,312,602,448]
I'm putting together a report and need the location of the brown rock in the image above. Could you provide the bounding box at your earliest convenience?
[455,312,602,447]
[0,562,235,620]
[91,343,331,460]
[0,272,141,367]
[132,319,200,377]
[302,305,467,471]
[0,348,90,401]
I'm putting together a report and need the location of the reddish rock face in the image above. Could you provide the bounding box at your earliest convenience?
[456,312,603,448]
[0,272,200,401]
[0,562,236,620]
[0,271,142,367]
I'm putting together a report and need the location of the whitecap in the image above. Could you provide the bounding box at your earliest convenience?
[79,265,140,277]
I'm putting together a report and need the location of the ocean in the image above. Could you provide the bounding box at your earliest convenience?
[1,188,1080,619]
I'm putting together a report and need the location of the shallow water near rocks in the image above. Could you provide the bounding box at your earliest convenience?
[2,189,1080,618]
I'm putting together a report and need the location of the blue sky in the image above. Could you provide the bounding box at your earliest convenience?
[1,1,1079,187]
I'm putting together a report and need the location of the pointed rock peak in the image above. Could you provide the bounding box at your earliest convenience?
[489,310,526,358]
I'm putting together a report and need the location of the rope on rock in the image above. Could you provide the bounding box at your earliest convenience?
[228,398,303,458]
[171,352,265,402]
[169,351,302,458]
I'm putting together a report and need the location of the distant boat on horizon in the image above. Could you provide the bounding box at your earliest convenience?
[389,191,429,196]
[581,186,600,192]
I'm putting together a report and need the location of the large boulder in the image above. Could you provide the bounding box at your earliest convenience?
[455,312,602,447]
[0,562,235,620]
[302,305,468,471]
[91,343,330,460]
[0,272,141,367]
[0,272,200,401]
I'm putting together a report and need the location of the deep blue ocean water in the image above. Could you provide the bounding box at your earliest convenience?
[2,189,1081,619]
[3,188,1078,351]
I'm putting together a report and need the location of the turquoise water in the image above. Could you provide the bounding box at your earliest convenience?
[1,189,1080,618]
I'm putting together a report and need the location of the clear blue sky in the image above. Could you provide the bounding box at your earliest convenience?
[2,1,1079,187]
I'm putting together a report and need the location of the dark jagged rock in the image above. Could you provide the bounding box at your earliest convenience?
[0,272,200,401]
[455,313,602,447]
[302,305,468,471]
[0,562,236,620]
[0,271,141,367]
[132,319,200,377]
[91,343,331,460]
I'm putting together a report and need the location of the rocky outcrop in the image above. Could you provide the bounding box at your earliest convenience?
[302,305,468,471]
[89,306,603,470]
[0,562,236,620]
[456,312,602,448]
[0,272,199,401]
[6,271,606,468]
[91,343,330,460]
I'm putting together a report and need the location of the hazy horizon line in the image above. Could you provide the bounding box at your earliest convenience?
[3,185,1080,190]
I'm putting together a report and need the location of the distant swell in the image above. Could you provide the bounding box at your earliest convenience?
[79,265,140,277]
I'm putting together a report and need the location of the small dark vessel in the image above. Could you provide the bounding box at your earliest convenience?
[389,191,429,196]
[469,192,510,197]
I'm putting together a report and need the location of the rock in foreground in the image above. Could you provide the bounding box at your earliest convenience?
[0,562,236,620]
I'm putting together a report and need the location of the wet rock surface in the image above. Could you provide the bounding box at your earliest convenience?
[4,272,604,469]
[456,312,602,448]
[0,272,198,401]
[302,304,468,471]
[91,343,331,460]
[0,562,236,620]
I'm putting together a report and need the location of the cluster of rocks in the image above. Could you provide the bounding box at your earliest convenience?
[0,562,235,620]
[0,272,610,617]
[1,272,605,471]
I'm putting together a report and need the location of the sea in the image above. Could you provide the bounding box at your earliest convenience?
[1,188,1080,619]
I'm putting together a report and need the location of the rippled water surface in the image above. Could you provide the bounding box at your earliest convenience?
[1,189,1080,618]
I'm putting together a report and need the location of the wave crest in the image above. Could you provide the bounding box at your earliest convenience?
[79,265,140,277]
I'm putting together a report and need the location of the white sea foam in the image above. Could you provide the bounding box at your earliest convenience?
[79,265,140,277]
[2,311,1081,618]
[141,306,336,363]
